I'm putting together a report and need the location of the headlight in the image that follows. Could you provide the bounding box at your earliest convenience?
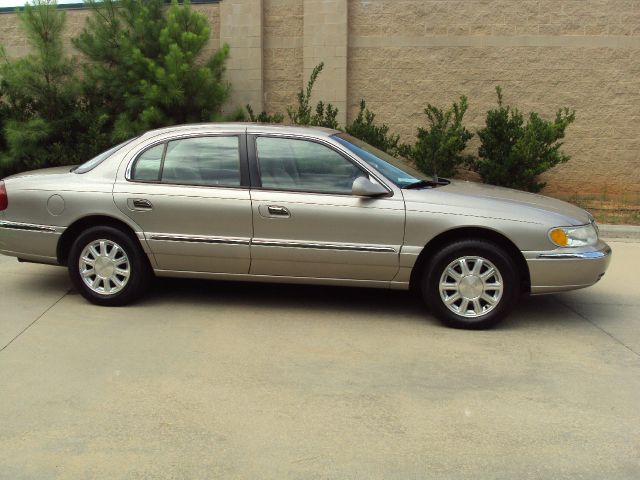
[549,223,598,247]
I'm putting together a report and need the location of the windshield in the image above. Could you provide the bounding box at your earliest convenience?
[73,137,138,174]
[333,133,429,188]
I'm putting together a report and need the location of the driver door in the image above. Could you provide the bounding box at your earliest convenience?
[248,135,405,281]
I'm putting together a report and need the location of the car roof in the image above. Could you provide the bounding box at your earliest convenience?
[140,123,340,139]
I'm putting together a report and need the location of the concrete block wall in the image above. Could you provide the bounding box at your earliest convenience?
[1,0,639,199]
[0,5,220,59]
[303,0,348,125]
[263,0,304,116]
[0,8,91,57]
[346,0,640,199]
[220,0,264,114]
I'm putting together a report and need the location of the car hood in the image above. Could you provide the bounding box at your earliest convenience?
[404,180,592,226]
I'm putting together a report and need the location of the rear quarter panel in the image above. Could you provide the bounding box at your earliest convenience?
[1,171,146,262]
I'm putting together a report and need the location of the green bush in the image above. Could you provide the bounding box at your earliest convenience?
[311,100,339,129]
[399,95,473,179]
[469,86,576,192]
[287,62,339,129]
[0,0,101,177]
[74,0,231,142]
[345,99,400,155]
[245,104,284,124]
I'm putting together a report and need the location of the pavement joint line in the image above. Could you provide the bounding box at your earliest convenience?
[599,224,640,241]
[553,297,640,358]
[562,301,640,307]
[0,289,71,354]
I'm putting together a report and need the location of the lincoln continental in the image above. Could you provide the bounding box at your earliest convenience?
[0,124,611,328]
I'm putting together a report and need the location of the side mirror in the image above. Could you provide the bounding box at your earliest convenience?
[352,177,388,197]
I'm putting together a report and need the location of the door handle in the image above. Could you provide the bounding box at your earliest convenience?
[267,205,290,217]
[129,198,153,210]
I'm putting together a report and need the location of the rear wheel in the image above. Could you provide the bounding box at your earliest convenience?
[422,239,520,329]
[68,226,151,306]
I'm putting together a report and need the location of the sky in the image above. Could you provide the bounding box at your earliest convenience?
[0,0,84,6]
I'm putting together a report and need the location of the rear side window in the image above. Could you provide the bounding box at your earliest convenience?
[74,137,137,174]
[131,144,164,181]
[163,137,240,186]
[131,136,241,187]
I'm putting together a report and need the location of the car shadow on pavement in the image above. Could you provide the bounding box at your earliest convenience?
[147,276,426,318]
[5,262,595,331]
[138,276,589,331]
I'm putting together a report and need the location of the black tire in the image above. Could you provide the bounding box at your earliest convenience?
[68,226,151,306]
[422,239,520,329]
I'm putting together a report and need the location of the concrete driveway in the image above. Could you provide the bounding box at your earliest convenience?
[1,240,639,479]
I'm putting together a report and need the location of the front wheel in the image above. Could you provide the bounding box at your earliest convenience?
[68,226,151,306]
[422,240,520,329]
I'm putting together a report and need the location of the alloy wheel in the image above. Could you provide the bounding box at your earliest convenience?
[78,239,131,296]
[438,256,504,318]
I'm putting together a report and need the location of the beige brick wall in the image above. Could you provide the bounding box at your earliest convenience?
[1,1,639,199]
[220,0,264,114]
[193,3,222,54]
[0,9,91,57]
[0,5,220,57]
[347,0,640,199]
[263,0,304,116]
[349,0,640,37]
[303,0,348,125]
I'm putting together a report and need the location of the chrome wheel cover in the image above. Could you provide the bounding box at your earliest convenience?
[79,239,131,296]
[439,256,504,318]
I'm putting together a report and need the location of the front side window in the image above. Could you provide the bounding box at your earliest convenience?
[333,133,429,188]
[256,137,365,193]
[131,136,241,187]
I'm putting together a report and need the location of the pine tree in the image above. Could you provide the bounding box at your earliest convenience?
[74,0,231,141]
[0,0,98,176]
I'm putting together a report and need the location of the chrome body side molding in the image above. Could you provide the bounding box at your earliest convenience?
[537,244,611,260]
[0,220,58,233]
[251,239,397,253]
[149,234,251,246]
[148,233,397,253]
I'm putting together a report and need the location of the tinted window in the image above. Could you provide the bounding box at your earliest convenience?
[333,133,428,187]
[131,136,241,186]
[162,136,240,186]
[131,143,164,181]
[74,137,138,174]
[256,137,365,193]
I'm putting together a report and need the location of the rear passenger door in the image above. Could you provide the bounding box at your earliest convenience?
[113,133,253,274]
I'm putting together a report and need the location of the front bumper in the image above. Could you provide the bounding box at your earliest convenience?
[524,240,612,294]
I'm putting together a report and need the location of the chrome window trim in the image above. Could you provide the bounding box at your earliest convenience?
[125,133,244,187]
[250,133,395,197]
[251,239,396,253]
[0,221,58,233]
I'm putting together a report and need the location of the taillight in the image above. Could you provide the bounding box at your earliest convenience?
[0,181,7,211]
